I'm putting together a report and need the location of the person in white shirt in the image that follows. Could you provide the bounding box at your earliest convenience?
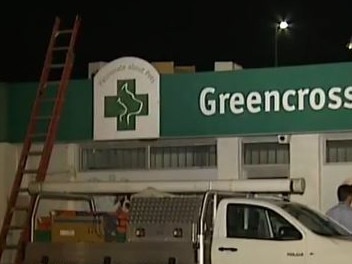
[326,184,352,232]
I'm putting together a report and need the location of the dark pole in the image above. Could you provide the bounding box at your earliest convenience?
[274,26,279,67]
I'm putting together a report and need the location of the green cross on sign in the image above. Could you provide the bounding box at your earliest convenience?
[104,79,148,131]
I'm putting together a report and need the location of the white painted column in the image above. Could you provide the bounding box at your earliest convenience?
[290,134,322,210]
[217,137,241,180]
[66,144,80,210]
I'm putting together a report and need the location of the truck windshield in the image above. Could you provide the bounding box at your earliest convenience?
[279,203,352,237]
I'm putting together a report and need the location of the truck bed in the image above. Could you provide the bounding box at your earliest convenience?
[24,241,196,264]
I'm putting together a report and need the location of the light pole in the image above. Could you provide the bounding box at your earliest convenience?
[274,21,289,67]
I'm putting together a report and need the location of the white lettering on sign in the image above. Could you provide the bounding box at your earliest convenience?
[198,85,352,116]
[264,90,280,112]
[199,87,216,116]
[282,90,296,112]
[247,92,262,113]
[344,86,352,109]
[328,87,342,109]
[309,88,326,110]
[230,93,244,114]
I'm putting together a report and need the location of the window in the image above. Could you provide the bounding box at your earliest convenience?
[80,141,217,171]
[279,203,351,237]
[80,146,147,171]
[326,139,352,163]
[243,142,290,165]
[267,209,302,240]
[226,204,301,240]
[150,145,217,169]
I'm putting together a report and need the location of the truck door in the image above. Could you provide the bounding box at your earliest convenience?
[211,201,307,264]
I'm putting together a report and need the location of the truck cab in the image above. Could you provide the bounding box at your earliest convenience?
[211,197,352,264]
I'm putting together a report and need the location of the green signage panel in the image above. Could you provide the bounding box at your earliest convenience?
[7,80,93,143]
[161,62,352,137]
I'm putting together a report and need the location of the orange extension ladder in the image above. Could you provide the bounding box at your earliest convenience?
[0,15,81,264]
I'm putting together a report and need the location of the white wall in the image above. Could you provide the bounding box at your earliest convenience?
[0,143,79,218]
[0,141,221,220]
[72,138,240,211]
[77,168,217,182]
[3,133,352,221]
[288,133,352,212]
[289,134,322,210]
[320,133,352,213]
[321,163,352,212]
[74,138,241,184]
[217,137,241,180]
[32,144,79,216]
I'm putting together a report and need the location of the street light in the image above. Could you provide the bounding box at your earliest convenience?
[346,36,352,50]
[274,20,290,67]
[279,21,289,30]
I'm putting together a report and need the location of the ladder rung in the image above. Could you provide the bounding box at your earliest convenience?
[22,169,38,174]
[46,80,61,85]
[28,151,43,156]
[50,63,65,69]
[34,116,52,120]
[13,206,29,211]
[41,97,57,103]
[4,244,19,250]
[8,225,25,231]
[30,133,47,138]
[19,187,28,193]
[53,46,69,51]
[57,29,73,35]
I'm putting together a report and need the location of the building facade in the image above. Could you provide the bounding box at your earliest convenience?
[1,57,352,220]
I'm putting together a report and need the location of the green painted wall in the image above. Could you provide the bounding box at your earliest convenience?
[8,79,93,143]
[0,83,7,141]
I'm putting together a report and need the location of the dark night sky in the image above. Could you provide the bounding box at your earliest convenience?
[1,1,352,82]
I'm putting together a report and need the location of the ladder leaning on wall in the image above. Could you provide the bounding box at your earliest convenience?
[0,15,81,264]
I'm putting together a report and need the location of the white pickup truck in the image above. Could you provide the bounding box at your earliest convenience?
[24,178,352,264]
[211,196,352,264]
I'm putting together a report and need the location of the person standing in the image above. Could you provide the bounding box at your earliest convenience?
[326,184,352,232]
